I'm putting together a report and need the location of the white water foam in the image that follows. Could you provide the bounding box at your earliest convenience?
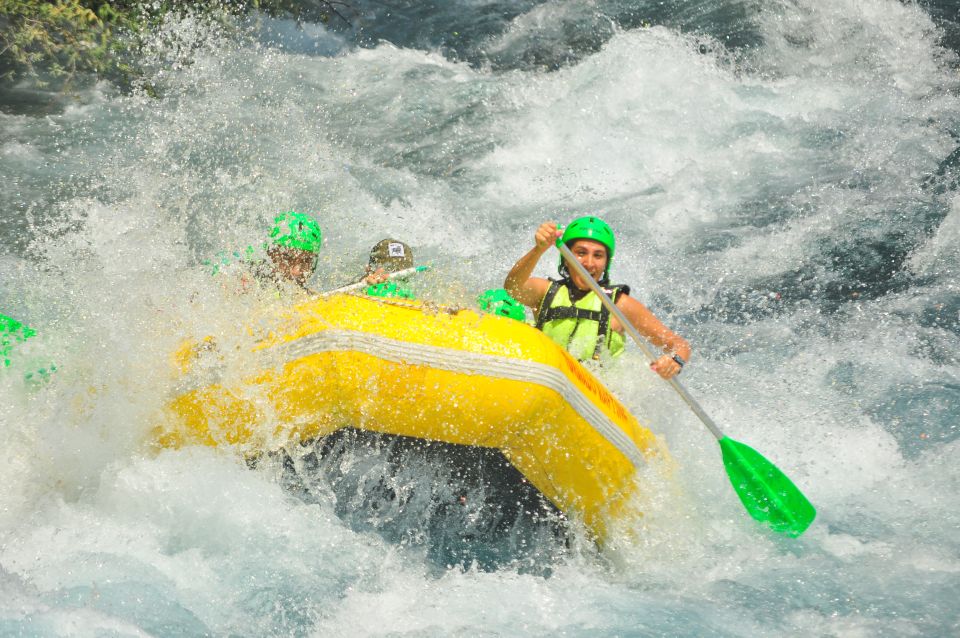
[2,0,959,634]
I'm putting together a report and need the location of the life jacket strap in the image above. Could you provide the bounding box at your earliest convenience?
[541,306,604,323]
[534,279,564,331]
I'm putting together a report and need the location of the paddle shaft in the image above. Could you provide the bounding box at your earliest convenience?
[557,242,724,441]
[319,265,426,297]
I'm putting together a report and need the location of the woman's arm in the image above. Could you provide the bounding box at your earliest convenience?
[503,221,560,310]
[615,294,691,379]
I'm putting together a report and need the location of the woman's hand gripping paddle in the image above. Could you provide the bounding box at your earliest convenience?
[556,241,816,537]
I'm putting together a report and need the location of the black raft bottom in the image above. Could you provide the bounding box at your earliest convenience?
[250,428,572,573]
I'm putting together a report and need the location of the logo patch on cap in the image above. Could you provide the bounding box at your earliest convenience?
[388,242,406,257]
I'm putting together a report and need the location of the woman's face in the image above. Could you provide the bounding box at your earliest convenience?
[270,247,317,285]
[565,239,608,289]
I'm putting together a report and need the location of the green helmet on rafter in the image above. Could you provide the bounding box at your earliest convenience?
[557,216,616,282]
[269,211,322,254]
[1,313,35,368]
[477,289,526,322]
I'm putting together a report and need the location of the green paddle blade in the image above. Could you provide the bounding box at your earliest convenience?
[719,436,816,537]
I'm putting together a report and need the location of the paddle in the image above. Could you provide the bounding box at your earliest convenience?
[319,265,429,296]
[556,241,816,537]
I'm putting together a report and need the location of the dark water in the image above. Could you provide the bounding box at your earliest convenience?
[260,429,569,573]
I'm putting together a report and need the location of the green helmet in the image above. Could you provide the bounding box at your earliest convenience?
[1,313,36,369]
[558,216,615,281]
[0,313,32,338]
[269,211,322,253]
[477,289,526,322]
[365,281,414,299]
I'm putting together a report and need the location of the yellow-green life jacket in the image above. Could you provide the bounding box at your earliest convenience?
[535,279,627,361]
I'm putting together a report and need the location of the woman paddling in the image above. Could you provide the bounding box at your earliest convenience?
[504,216,691,379]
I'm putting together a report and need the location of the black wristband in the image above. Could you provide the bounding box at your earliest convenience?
[671,354,686,369]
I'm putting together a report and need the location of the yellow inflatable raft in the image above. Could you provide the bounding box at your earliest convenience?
[157,293,668,540]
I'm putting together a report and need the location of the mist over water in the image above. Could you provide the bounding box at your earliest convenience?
[2,0,959,635]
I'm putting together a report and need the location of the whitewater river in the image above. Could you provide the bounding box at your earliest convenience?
[2,0,959,635]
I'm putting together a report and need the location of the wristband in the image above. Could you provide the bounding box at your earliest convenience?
[671,354,686,369]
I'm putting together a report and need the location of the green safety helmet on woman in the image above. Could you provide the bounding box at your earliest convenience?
[269,211,323,253]
[558,216,616,282]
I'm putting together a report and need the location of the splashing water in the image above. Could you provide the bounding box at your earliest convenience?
[2,0,959,634]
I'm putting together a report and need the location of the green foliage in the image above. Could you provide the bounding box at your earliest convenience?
[0,1,345,90]
[0,0,138,85]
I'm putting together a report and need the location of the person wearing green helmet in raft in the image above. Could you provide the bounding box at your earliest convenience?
[504,217,691,378]
[1,312,34,369]
[236,211,323,294]
[477,289,527,322]
[361,238,416,299]
[1,312,56,380]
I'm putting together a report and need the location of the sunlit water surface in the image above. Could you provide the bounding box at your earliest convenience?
[2,0,959,635]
